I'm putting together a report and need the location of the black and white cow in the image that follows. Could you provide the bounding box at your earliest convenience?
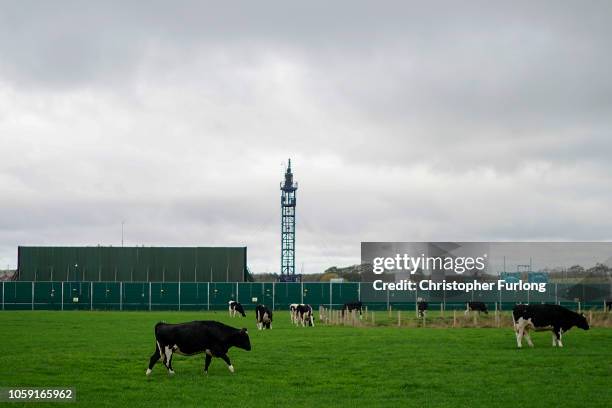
[512,304,589,348]
[417,298,428,318]
[255,304,273,330]
[296,304,315,327]
[341,301,363,317]
[146,321,251,376]
[465,301,488,315]
[289,303,299,324]
[228,301,246,317]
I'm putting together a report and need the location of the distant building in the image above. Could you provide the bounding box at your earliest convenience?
[17,246,248,282]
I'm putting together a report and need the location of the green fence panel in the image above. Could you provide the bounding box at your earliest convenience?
[60,281,92,310]
[273,283,301,310]
[179,282,209,311]
[34,282,62,310]
[238,282,270,309]
[123,282,150,311]
[151,282,179,311]
[329,282,358,308]
[3,282,33,310]
[359,282,388,310]
[209,283,235,310]
[303,282,329,308]
[91,282,119,310]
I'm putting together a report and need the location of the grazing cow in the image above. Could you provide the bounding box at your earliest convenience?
[342,301,363,318]
[465,301,488,315]
[228,301,246,317]
[512,304,589,348]
[296,304,315,327]
[417,298,428,318]
[255,304,273,330]
[146,321,251,376]
[289,303,299,324]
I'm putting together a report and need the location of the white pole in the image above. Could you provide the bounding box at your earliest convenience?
[1,281,3,310]
[31,281,34,310]
[329,281,332,310]
[358,282,361,302]
[148,282,152,311]
[61,282,64,311]
[90,282,93,311]
[178,282,181,311]
[301,281,304,304]
[207,282,210,311]
[236,282,239,303]
[272,282,275,311]
[119,282,123,311]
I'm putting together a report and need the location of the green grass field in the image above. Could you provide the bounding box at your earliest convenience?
[0,311,610,407]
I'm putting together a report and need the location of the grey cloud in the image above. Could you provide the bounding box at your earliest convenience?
[1,1,611,272]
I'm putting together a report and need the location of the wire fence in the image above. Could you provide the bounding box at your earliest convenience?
[0,281,610,312]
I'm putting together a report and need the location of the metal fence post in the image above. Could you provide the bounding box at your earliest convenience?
[236,282,239,303]
[207,282,210,311]
[301,281,304,304]
[555,283,558,305]
[90,282,93,311]
[148,282,152,311]
[120,282,123,311]
[358,282,361,302]
[272,282,275,311]
[31,281,34,310]
[386,287,390,311]
[61,282,64,311]
[527,287,530,304]
[1,281,4,310]
[178,282,181,311]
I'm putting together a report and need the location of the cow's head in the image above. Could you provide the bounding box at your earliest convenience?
[233,328,251,351]
[576,313,589,330]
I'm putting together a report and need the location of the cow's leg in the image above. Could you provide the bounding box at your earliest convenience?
[523,328,534,347]
[516,318,525,348]
[146,342,162,376]
[552,332,557,347]
[556,329,563,347]
[219,354,234,373]
[204,351,213,374]
[163,345,175,374]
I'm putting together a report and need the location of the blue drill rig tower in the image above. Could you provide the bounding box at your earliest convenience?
[280,159,299,281]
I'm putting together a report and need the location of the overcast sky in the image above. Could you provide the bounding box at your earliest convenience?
[1,1,611,273]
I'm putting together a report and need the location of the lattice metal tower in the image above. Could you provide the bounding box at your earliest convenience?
[280,159,298,276]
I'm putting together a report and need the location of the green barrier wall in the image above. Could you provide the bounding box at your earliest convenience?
[1,282,609,312]
[17,246,248,282]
